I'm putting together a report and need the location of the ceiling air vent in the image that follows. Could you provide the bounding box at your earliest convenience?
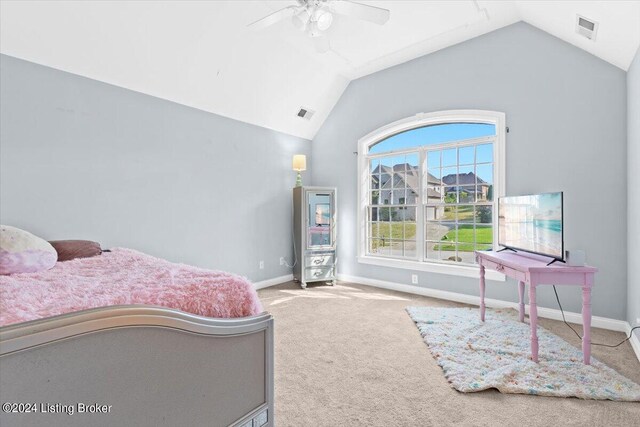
[297,107,315,120]
[576,15,598,41]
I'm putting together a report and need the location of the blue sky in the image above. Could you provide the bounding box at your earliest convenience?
[370,123,495,154]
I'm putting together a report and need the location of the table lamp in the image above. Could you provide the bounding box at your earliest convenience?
[292,154,306,187]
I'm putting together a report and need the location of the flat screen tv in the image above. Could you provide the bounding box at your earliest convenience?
[498,192,564,260]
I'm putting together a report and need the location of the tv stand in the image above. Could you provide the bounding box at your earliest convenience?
[497,247,517,253]
[545,258,566,266]
[475,251,598,365]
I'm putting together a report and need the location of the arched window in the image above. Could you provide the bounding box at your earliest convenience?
[357,110,505,277]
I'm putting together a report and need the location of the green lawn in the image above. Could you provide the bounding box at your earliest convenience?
[370,222,492,252]
[370,222,416,247]
[433,224,492,252]
[443,205,475,221]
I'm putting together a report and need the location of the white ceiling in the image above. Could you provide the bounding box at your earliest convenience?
[1,1,639,140]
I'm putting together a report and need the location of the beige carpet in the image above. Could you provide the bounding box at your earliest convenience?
[258,281,640,427]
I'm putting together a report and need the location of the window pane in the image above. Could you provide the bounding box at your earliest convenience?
[404,241,417,258]
[458,205,475,224]
[437,242,459,262]
[392,171,405,189]
[458,248,475,263]
[371,191,379,205]
[427,151,440,168]
[368,238,381,254]
[427,167,441,180]
[408,189,419,205]
[444,187,457,204]
[426,187,443,206]
[441,205,455,221]
[476,164,493,184]
[426,241,441,261]
[459,186,476,203]
[442,166,457,188]
[476,206,492,225]
[373,240,392,256]
[476,225,493,245]
[370,207,379,221]
[369,123,496,154]
[369,222,380,239]
[476,143,493,163]
[455,224,475,257]
[379,207,391,224]
[442,148,456,167]
[426,218,455,246]
[371,175,380,190]
[404,221,417,241]
[391,241,404,258]
[458,165,474,181]
[370,159,380,191]
[389,207,403,229]
[459,146,474,165]
[394,189,406,204]
[406,153,419,170]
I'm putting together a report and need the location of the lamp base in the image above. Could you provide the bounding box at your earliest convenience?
[295,171,303,187]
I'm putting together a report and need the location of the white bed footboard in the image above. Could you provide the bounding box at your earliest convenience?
[0,306,274,427]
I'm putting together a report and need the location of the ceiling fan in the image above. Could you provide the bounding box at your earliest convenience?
[248,0,391,53]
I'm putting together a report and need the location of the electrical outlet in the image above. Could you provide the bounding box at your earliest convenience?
[259,261,264,269]
[280,257,285,266]
[411,274,418,284]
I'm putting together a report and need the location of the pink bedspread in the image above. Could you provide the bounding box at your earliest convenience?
[0,248,263,326]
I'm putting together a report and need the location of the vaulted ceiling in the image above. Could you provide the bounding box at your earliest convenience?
[1,1,639,140]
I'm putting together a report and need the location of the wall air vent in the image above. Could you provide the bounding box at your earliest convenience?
[576,14,598,41]
[297,107,315,120]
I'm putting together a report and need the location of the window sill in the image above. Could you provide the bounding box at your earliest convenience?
[357,256,506,281]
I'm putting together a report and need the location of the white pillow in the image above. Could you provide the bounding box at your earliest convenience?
[0,225,58,275]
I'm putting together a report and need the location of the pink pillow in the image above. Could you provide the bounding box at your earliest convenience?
[0,225,58,275]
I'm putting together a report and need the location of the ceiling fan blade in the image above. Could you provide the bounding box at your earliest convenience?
[313,35,331,54]
[330,0,390,25]
[247,5,298,30]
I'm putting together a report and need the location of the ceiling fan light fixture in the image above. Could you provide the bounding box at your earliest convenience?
[315,10,333,31]
[292,8,311,30]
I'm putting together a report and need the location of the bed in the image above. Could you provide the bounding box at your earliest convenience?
[0,248,274,427]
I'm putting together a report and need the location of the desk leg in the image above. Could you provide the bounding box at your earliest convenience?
[479,265,486,322]
[529,284,539,363]
[518,281,525,322]
[582,286,592,365]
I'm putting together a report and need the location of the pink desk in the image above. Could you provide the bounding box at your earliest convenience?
[475,251,598,364]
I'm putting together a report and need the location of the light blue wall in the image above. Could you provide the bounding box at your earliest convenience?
[312,22,628,320]
[628,47,640,333]
[0,54,311,282]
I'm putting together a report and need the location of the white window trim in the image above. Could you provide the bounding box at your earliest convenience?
[357,110,506,281]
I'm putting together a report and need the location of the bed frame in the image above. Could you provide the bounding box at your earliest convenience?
[0,306,274,427]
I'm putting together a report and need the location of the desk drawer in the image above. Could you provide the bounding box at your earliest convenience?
[305,267,334,281]
[482,259,526,282]
[306,254,334,267]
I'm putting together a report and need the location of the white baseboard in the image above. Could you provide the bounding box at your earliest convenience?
[627,324,640,363]
[254,274,293,290]
[338,273,640,363]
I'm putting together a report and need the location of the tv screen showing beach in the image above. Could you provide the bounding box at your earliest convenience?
[498,192,563,259]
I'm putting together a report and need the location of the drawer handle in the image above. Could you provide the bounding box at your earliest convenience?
[314,259,322,265]
[313,271,322,277]
[496,264,505,272]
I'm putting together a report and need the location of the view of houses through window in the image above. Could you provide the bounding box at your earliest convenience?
[367,123,496,265]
